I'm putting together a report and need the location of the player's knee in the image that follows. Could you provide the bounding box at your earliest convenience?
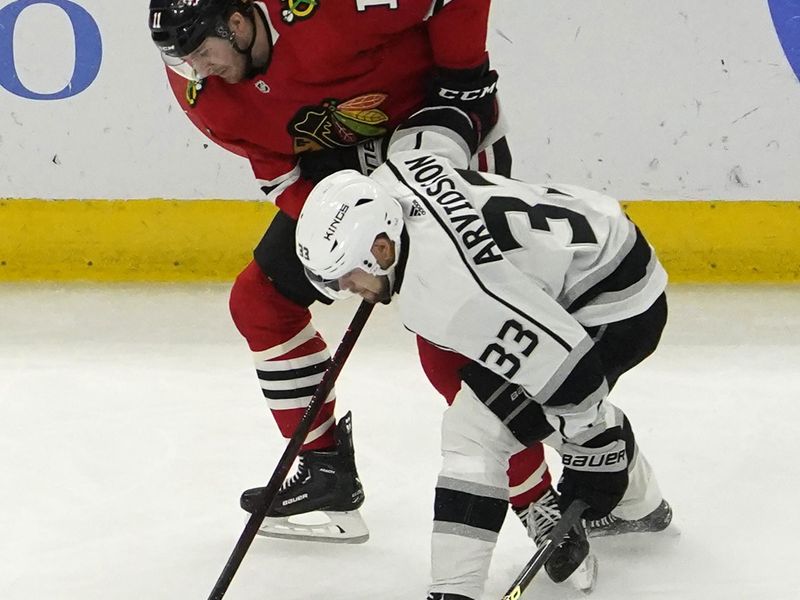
[441,386,523,483]
[229,260,310,350]
[230,261,271,337]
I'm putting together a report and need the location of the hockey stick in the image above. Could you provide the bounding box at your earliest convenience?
[207,300,375,600]
[500,499,589,600]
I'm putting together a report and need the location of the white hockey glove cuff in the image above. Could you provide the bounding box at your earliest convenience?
[554,408,635,520]
[299,138,388,184]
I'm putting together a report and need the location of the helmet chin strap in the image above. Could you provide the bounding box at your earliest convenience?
[229,6,267,79]
[382,236,401,298]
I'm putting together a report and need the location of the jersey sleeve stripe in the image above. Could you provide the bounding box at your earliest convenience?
[573,252,668,327]
[256,165,301,202]
[455,169,495,186]
[537,349,609,410]
[426,0,453,19]
[564,223,654,312]
[525,335,596,404]
[567,225,668,325]
[557,219,638,308]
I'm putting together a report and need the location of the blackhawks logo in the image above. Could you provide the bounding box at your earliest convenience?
[281,0,320,23]
[290,93,390,153]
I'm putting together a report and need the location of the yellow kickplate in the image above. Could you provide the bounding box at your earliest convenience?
[1,199,798,282]
[622,201,800,283]
[0,199,277,282]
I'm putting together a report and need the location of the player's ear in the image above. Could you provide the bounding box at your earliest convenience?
[371,235,395,269]
[228,10,249,36]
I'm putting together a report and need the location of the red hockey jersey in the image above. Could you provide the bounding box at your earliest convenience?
[165,0,491,218]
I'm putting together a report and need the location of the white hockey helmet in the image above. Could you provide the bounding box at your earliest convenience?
[296,170,403,300]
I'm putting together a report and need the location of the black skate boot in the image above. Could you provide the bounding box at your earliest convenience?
[514,487,596,589]
[240,411,368,543]
[426,594,474,600]
[585,498,672,538]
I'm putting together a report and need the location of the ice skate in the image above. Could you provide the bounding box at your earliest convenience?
[426,594,474,600]
[585,498,672,538]
[240,411,368,544]
[515,487,597,591]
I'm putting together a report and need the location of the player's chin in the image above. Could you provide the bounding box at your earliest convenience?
[360,285,391,305]
[219,68,244,84]
[358,290,384,304]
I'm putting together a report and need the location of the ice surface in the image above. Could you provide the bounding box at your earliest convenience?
[1,284,798,599]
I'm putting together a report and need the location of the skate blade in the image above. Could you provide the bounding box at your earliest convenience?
[569,553,598,594]
[587,520,681,539]
[257,509,369,544]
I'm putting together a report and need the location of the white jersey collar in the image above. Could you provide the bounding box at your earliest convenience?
[255,2,280,46]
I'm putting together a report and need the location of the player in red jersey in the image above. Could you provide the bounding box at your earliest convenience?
[148,1,580,572]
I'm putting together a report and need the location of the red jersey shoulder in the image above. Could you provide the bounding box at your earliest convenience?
[164,1,440,156]
[262,1,435,152]
[274,0,431,28]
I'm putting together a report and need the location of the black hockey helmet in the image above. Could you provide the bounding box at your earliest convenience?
[148,0,253,58]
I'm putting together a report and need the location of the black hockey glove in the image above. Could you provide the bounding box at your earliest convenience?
[557,431,630,520]
[428,62,499,146]
[298,137,387,184]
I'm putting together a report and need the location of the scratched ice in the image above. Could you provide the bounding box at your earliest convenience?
[1,283,798,599]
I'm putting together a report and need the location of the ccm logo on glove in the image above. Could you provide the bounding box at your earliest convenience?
[562,441,628,472]
[437,82,497,102]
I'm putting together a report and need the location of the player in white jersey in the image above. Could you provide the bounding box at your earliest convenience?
[294,106,672,600]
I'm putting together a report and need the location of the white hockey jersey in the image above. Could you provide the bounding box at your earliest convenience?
[371,116,667,430]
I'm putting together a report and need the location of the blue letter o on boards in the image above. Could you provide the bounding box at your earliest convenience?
[0,0,102,99]
[769,0,800,82]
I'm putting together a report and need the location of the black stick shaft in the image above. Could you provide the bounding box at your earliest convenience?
[500,499,588,600]
[207,301,375,600]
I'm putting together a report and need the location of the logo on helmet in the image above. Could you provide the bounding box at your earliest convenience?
[324,204,350,241]
[282,0,320,24]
